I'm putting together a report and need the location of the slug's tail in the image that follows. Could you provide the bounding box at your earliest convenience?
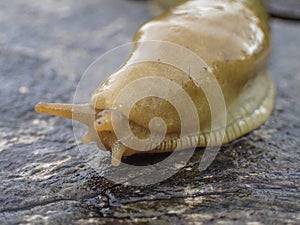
[35,102,95,126]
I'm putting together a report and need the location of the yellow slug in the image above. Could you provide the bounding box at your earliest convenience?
[35,0,275,167]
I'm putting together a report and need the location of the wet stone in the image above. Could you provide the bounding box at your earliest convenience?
[0,0,300,224]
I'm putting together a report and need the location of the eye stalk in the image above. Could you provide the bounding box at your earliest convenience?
[34,102,130,166]
[35,102,95,127]
[94,109,119,132]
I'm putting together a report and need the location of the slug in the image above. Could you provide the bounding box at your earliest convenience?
[35,0,275,166]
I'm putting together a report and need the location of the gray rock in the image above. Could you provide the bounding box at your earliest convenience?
[262,0,300,19]
[0,0,299,224]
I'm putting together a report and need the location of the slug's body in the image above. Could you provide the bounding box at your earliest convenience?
[35,0,275,166]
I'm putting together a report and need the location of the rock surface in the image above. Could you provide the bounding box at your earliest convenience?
[0,0,299,224]
[262,0,300,19]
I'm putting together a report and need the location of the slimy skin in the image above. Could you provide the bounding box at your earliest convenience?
[35,0,275,166]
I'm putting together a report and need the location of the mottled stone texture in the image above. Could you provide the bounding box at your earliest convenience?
[0,1,299,224]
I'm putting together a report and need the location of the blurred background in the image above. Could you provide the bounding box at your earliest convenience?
[0,0,299,224]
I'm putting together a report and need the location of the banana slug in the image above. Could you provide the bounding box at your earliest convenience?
[35,0,275,166]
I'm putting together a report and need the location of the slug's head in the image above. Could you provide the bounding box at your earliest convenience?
[35,103,136,166]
